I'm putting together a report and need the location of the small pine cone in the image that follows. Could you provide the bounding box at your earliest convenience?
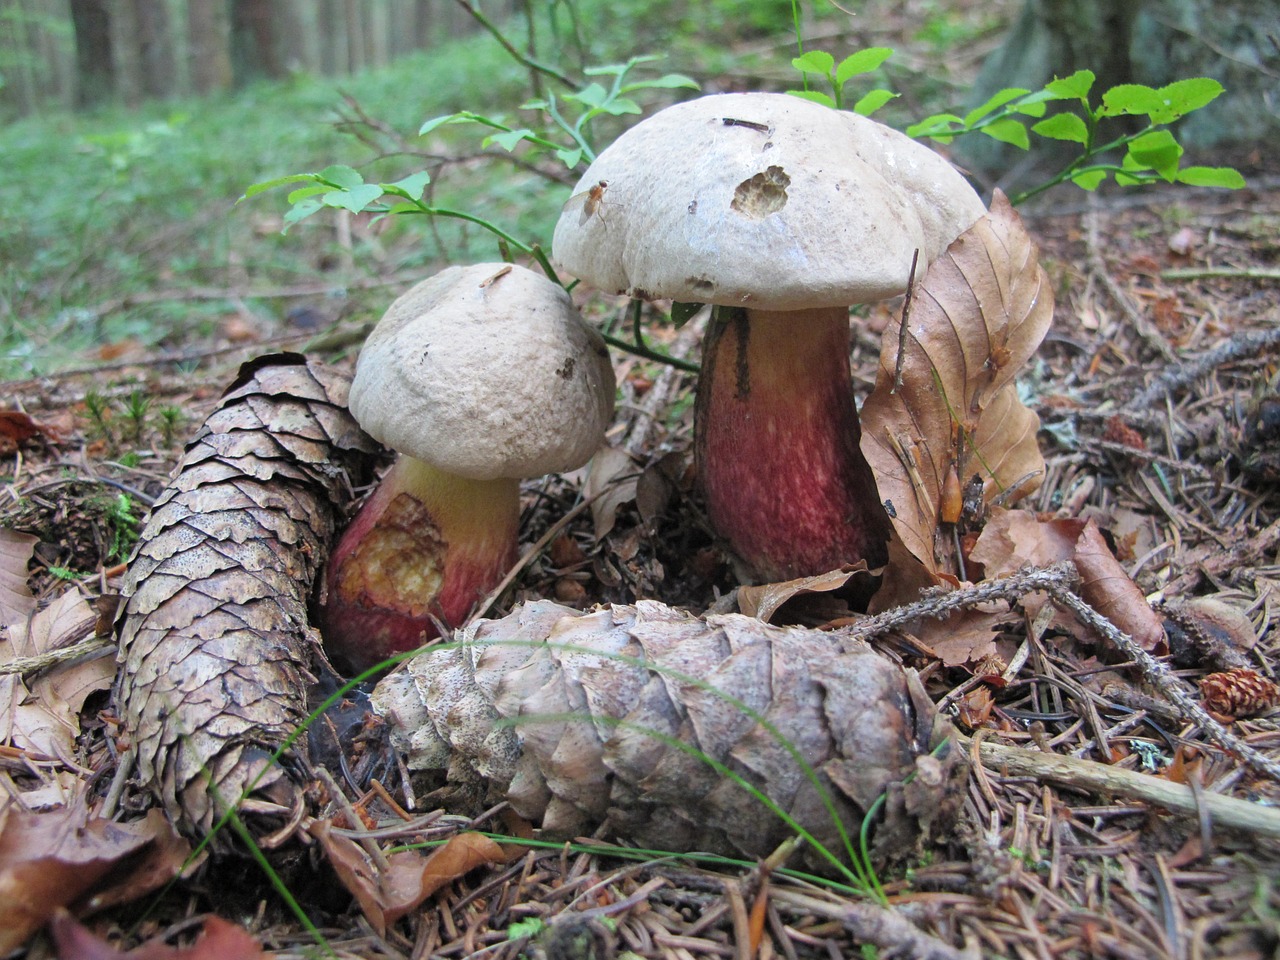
[1200,668,1280,720]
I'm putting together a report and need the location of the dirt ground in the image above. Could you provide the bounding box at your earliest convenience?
[3,166,1280,960]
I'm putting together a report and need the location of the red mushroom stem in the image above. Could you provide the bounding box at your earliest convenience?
[695,306,892,582]
[321,456,518,672]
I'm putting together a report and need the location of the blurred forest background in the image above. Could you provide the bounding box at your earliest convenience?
[0,0,1275,382]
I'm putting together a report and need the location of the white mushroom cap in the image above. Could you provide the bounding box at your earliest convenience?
[348,263,615,480]
[552,92,987,309]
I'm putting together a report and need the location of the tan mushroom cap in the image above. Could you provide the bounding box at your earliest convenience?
[349,263,615,481]
[552,92,987,309]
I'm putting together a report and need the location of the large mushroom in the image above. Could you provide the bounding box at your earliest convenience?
[553,92,986,582]
[320,263,615,672]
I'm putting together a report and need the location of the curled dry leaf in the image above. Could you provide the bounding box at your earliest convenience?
[372,599,965,870]
[860,192,1053,580]
[114,354,379,838]
[310,823,505,935]
[0,804,190,954]
[970,510,1165,653]
[0,528,38,629]
[49,912,263,960]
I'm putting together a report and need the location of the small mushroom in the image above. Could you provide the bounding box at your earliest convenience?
[320,263,615,672]
[553,92,986,582]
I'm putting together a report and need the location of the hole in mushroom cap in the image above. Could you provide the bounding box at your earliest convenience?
[687,276,717,295]
[730,165,790,219]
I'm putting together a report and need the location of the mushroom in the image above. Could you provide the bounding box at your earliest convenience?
[320,263,615,672]
[552,92,986,582]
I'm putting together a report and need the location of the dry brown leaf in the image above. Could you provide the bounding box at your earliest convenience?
[0,528,38,630]
[737,566,861,622]
[6,589,97,660]
[914,608,1007,668]
[0,805,189,953]
[970,511,1165,654]
[861,193,1053,580]
[310,822,504,935]
[583,445,639,540]
[1073,521,1166,653]
[968,509,1084,578]
[49,912,263,960]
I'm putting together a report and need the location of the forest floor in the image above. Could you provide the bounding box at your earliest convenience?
[2,163,1279,959]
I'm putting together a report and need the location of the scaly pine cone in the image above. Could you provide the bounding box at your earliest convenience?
[1200,668,1280,720]
[372,600,967,870]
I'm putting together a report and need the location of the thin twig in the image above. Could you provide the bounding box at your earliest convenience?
[770,889,969,960]
[0,637,113,676]
[891,249,921,395]
[1125,323,1280,411]
[970,738,1280,839]
[1160,266,1280,281]
[1045,582,1280,782]
[454,0,577,90]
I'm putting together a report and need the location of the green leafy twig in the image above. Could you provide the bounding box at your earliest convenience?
[789,47,898,116]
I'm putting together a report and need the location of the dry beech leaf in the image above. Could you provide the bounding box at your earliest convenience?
[861,193,1053,580]
[310,822,505,935]
[970,510,1165,653]
[50,912,263,960]
[583,445,639,540]
[1073,521,1166,653]
[914,607,1007,668]
[0,805,189,953]
[0,528,38,630]
[737,566,861,622]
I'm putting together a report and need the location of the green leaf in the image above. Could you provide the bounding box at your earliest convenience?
[282,197,324,229]
[1175,165,1245,188]
[1031,112,1089,143]
[640,72,700,90]
[964,87,1030,126]
[906,113,962,138]
[671,302,703,327]
[556,147,584,169]
[979,117,1030,149]
[792,50,836,77]
[285,183,329,204]
[567,82,609,109]
[853,89,897,116]
[323,183,383,213]
[485,129,534,151]
[599,96,642,116]
[386,170,431,200]
[835,47,893,86]
[1099,84,1163,118]
[1151,77,1224,123]
[319,165,364,189]
[786,89,837,108]
[1045,70,1095,102]
[418,113,463,136]
[1071,170,1107,190]
[240,173,318,201]
[1126,129,1182,178]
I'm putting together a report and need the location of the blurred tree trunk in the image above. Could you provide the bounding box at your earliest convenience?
[188,0,233,93]
[69,0,115,107]
[965,0,1280,177]
[412,0,434,48]
[342,0,363,72]
[132,0,176,98]
[230,0,282,83]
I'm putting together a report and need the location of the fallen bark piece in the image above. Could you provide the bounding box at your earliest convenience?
[114,354,379,838]
[372,600,966,867]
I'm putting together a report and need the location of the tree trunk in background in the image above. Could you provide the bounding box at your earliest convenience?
[274,0,313,74]
[231,0,282,83]
[342,0,363,73]
[69,0,114,107]
[964,0,1280,178]
[412,0,434,48]
[188,0,233,94]
[132,0,176,98]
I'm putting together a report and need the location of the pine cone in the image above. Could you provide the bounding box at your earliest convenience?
[1200,668,1280,720]
[114,354,379,838]
[372,600,966,870]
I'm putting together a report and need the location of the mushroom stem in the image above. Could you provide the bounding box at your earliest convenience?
[695,306,891,582]
[321,456,519,672]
